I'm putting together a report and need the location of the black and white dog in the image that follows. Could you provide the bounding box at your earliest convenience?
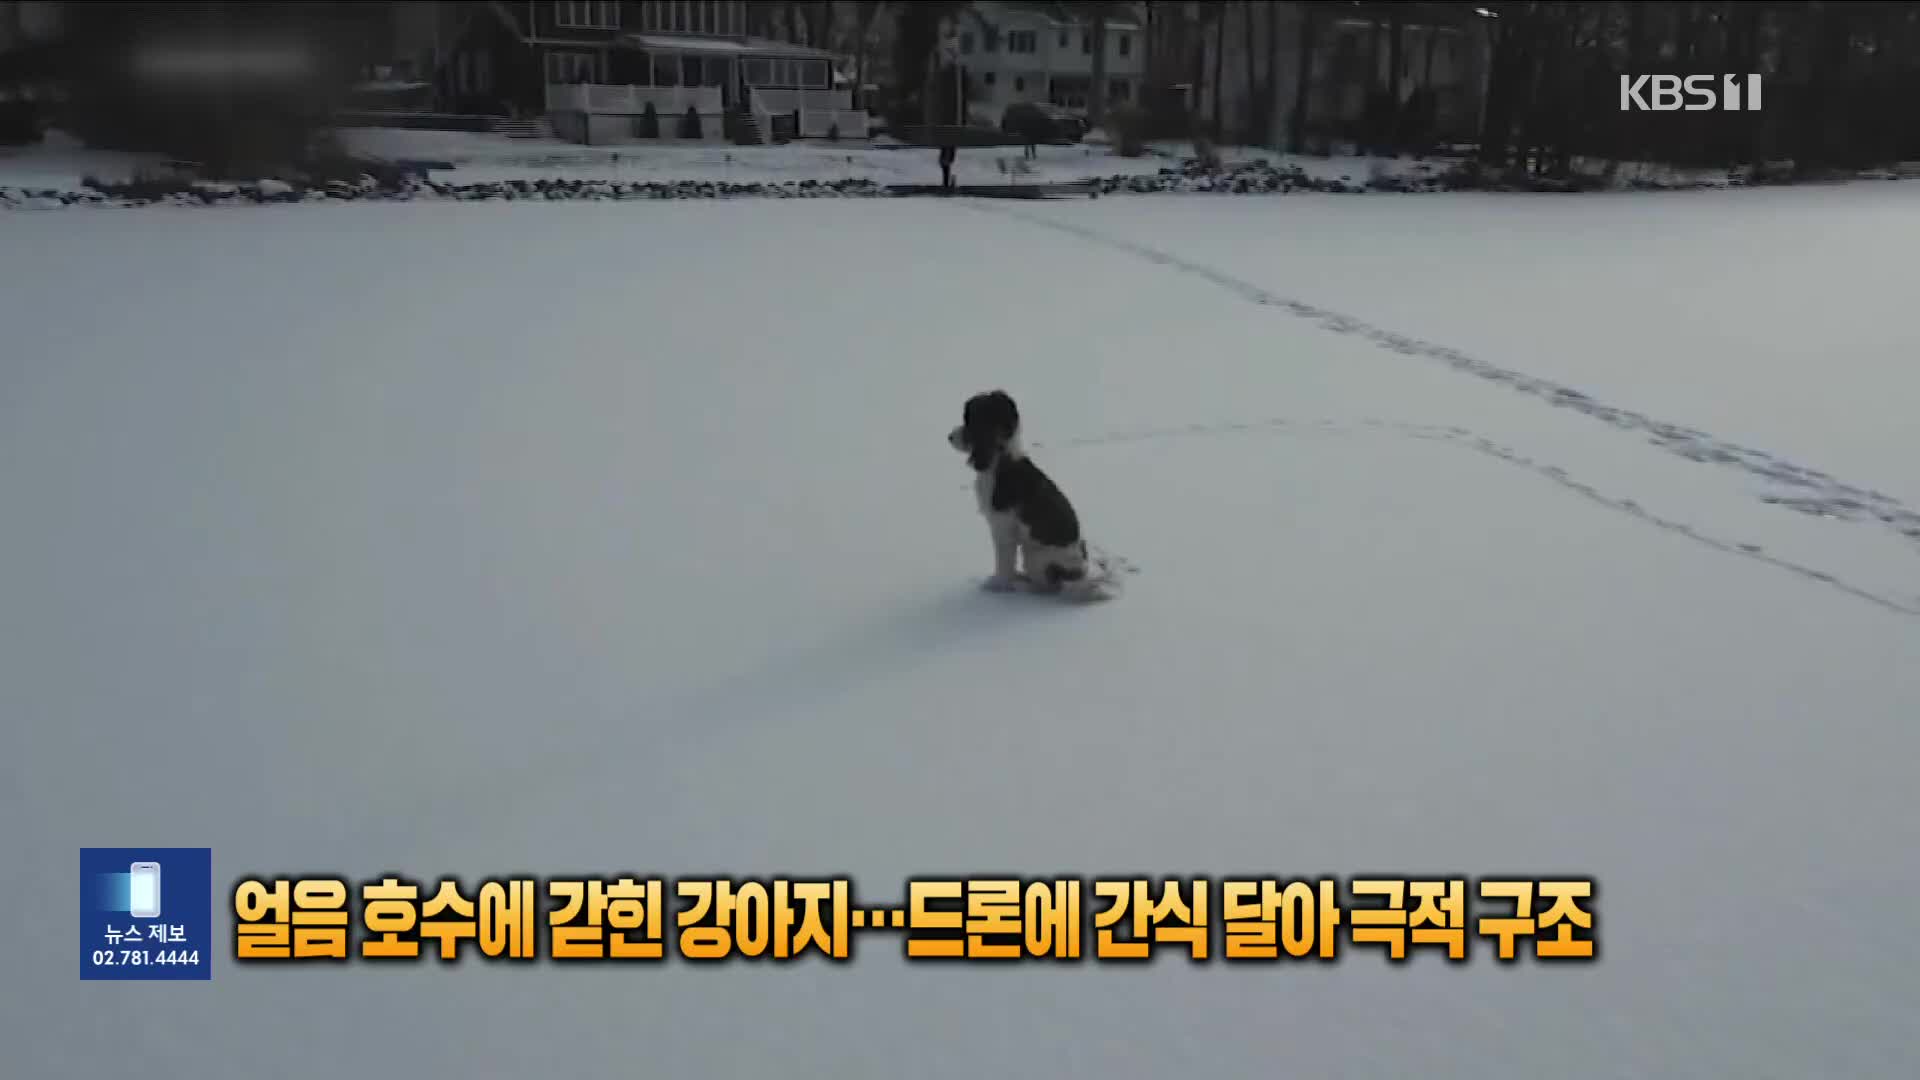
[947,390,1094,595]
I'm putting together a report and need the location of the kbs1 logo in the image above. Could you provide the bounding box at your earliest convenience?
[1619,74,1762,112]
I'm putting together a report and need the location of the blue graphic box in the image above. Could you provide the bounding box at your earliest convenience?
[80,847,213,981]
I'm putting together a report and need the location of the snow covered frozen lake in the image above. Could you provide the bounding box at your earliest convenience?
[3,186,1917,1077]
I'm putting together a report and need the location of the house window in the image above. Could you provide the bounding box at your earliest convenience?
[1013,76,1025,92]
[745,58,772,85]
[650,53,679,85]
[1081,32,1091,55]
[458,51,492,94]
[1007,30,1036,54]
[545,50,599,84]
[985,31,998,53]
[555,1,619,30]
[983,71,996,87]
[1058,30,1068,48]
[1118,33,1131,58]
[642,1,681,32]
[1109,78,1129,102]
[960,33,974,55]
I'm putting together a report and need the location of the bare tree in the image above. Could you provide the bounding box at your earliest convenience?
[811,1,833,46]
[1424,16,1440,87]
[1264,0,1283,146]
[1090,6,1110,128]
[1242,2,1261,142]
[850,1,890,110]
[1290,1,1323,152]
[1063,2,1124,129]
[1387,3,1405,149]
[1209,1,1226,138]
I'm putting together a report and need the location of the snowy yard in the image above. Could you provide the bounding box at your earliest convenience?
[3,187,1917,1077]
[331,126,1486,188]
[0,126,1179,193]
[2,125,1524,199]
[333,124,1170,186]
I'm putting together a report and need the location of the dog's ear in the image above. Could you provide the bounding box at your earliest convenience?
[985,390,1019,439]
[960,391,1021,449]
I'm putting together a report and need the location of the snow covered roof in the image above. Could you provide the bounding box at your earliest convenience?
[621,34,839,62]
[979,1,1144,31]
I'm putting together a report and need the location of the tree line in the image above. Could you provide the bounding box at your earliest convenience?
[1462,1,1920,171]
[861,1,1920,170]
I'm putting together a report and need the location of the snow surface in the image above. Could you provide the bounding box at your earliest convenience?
[0,129,173,191]
[3,190,1918,1078]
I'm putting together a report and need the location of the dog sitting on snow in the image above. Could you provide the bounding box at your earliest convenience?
[948,390,1094,594]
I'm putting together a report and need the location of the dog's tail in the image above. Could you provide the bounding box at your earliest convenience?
[1056,540,1130,602]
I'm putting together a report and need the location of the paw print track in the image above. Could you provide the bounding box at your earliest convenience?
[1026,417,1920,621]
[963,202,1920,556]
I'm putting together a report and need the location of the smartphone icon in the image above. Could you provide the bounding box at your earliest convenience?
[129,862,162,919]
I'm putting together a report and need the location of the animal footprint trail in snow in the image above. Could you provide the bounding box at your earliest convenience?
[961,200,1920,559]
[1024,413,1920,621]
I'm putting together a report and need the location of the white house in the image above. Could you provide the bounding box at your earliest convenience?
[407,1,864,144]
[957,1,1147,118]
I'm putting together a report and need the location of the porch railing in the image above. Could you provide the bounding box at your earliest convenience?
[746,89,868,141]
[749,87,854,114]
[545,83,724,115]
[542,83,867,141]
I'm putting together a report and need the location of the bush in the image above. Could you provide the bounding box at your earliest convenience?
[1108,106,1150,158]
[679,105,703,139]
[640,102,661,139]
[727,109,757,145]
[1191,136,1223,174]
[827,122,841,142]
